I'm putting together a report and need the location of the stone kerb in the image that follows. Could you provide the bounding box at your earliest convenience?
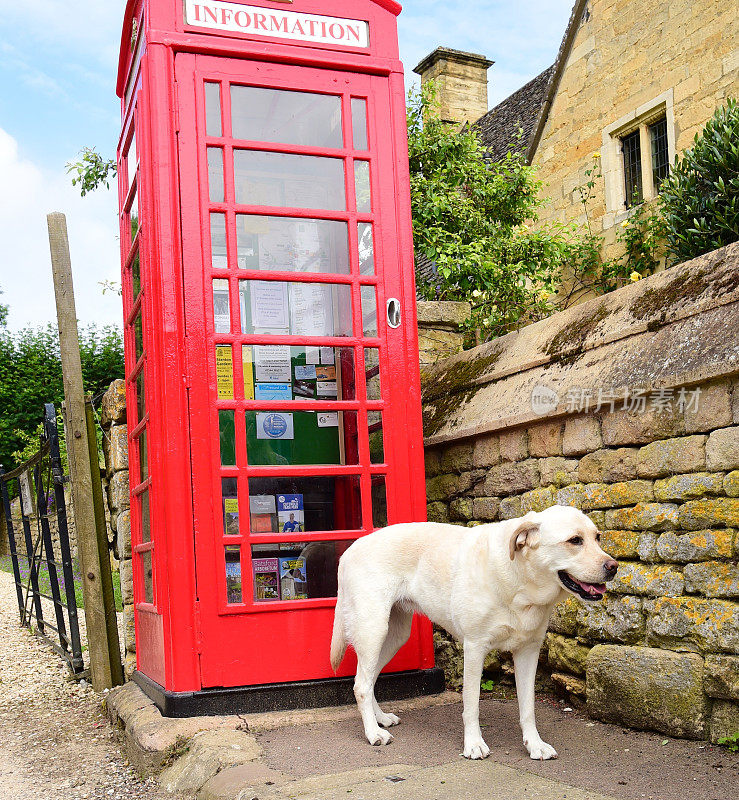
[422,243,739,742]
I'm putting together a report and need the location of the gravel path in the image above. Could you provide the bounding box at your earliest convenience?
[0,570,173,800]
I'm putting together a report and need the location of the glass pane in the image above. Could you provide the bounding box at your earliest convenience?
[134,311,144,361]
[364,348,381,400]
[130,183,139,240]
[236,215,349,274]
[205,82,222,137]
[351,98,368,150]
[141,549,153,603]
[357,223,374,275]
[245,410,359,466]
[132,250,141,298]
[650,117,669,191]
[225,546,242,604]
[213,279,231,333]
[371,475,387,529]
[219,410,236,465]
[127,130,137,175]
[207,147,225,203]
[138,428,148,481]
[141,489,151,544]
[242,345,355,401]
[354,160,371,212]
[368,411,384,464]
[136,368,145,422]
[222,477,239,536]
[239,280,352,336]
[210,213,227,268]
[231,85,342,148]
[234,151,345,210]
[251,540,355,600]
[621,130,642,208]
[215,345,234,399]
[248,476,362,533]
[361,285,377,337]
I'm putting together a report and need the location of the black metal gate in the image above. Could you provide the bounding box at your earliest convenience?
[0,403,85,676]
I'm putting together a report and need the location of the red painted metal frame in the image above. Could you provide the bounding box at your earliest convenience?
[117,0,431,694]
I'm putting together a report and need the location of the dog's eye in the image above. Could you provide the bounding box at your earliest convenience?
[595,533,601,542]
[568,536,583,545]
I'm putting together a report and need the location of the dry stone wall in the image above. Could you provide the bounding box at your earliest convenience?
[100,379,135,677]
[422,243,739,742]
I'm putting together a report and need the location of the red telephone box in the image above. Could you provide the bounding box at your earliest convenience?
[116,0,441,715]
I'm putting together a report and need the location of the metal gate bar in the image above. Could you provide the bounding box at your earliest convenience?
[0,404,85,676]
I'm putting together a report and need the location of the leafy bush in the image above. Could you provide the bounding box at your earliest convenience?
[659,98,739,264]
[0,324,123,470]
[409,83,569,340]
[66,147,117,197]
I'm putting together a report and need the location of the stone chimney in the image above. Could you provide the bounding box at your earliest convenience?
[413,47,493,126]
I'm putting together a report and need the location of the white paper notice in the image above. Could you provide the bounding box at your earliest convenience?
[320,347,335,365]
[254,345,292,382]
[317,411,339,428]
[305,346,320,365]
[250,280,289,330]
[316,381,338,397]
[289,283,334,336]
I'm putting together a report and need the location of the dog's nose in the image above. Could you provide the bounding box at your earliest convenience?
[603,559,618,579]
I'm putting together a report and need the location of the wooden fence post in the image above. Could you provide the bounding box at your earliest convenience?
[47,212,123,691]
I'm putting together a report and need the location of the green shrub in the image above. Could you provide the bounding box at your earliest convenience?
[659,98,739,264]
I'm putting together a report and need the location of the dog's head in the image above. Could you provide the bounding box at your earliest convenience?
[508,505,617,602]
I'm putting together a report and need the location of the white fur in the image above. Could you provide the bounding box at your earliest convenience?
[330,505,616,760]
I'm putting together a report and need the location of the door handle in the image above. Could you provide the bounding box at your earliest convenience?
[386,298,401,328]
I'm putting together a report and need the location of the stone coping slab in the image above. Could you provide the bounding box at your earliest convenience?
[422,242,739,444]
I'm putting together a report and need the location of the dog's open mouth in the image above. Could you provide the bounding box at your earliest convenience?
[558,570,607,601]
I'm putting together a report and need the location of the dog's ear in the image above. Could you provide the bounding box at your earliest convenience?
[509,520,541,560]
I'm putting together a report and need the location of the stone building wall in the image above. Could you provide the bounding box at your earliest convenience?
[100,380,135,677]
[533,0,739,259]
[422,243,739,742]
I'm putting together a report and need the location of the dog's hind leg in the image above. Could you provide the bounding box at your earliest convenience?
[371,605,413,727]
[352,603,395,746]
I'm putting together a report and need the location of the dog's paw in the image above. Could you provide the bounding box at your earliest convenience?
[377,712,401,728]
[367,728,394,746]
[462,737,490,760]
[525,738,558,761]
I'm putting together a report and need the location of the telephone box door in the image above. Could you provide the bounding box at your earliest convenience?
[176,53,431,689]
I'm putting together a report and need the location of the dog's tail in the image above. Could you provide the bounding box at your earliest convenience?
[330,566,348,673]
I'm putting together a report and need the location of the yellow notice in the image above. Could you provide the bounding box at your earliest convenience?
[242,345,255,399]
[216,345,234,399]
[223,498,239,514]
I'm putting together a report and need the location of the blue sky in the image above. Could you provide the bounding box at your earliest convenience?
[0,0,573,332]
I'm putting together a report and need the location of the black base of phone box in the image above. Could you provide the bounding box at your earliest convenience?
[132,667,446,718]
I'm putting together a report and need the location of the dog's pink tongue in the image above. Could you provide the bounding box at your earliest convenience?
[575,579,606,597]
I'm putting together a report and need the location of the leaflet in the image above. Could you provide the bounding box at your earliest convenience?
[249,280,289,330]
[253,345,291,382]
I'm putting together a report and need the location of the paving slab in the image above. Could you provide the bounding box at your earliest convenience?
[254,761,618,800]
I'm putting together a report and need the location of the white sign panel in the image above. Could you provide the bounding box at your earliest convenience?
[185,1,370,49]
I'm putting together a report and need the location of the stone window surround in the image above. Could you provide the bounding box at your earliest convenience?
[601,89,675,229]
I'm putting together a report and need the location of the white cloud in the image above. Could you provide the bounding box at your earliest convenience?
[0,127,123,332]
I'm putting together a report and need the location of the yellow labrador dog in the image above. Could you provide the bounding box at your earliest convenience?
[330,505,617,760]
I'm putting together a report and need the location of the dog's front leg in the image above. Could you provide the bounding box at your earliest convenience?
[513,643,557,760]
[461,639,489,759]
